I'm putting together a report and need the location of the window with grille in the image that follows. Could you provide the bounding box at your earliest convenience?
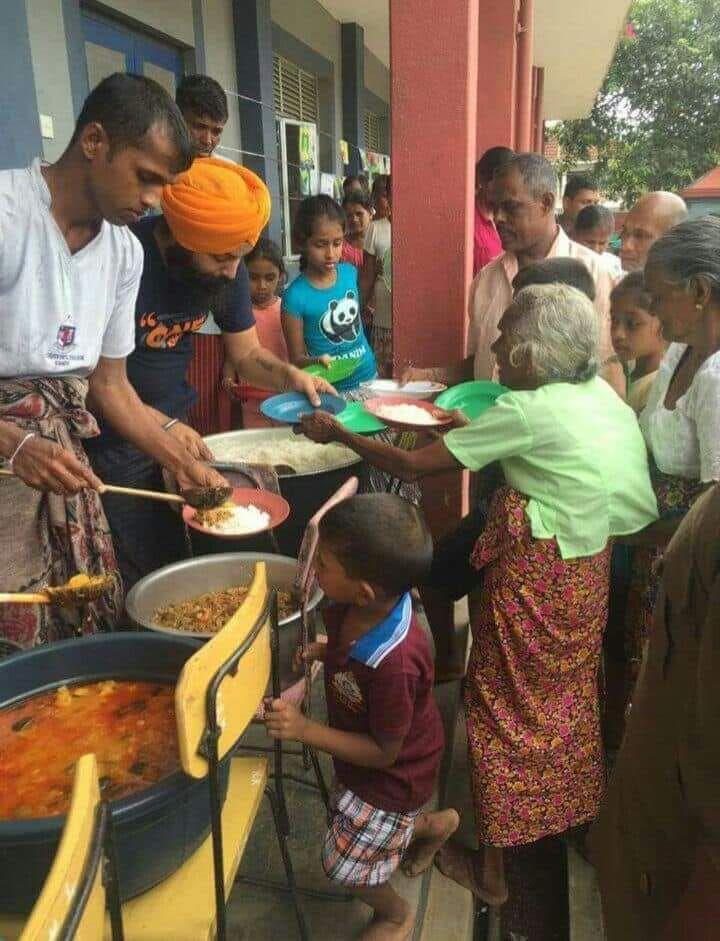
[364,111,382,151]
[273,54,319,123]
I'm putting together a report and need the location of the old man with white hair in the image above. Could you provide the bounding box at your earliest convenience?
[299,282,659,906]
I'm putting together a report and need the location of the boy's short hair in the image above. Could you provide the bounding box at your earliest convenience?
[574,204,615,234]
[611,270,652,309]
[176,74,228,123]
[319,494,432,596]
[512,257,596,302]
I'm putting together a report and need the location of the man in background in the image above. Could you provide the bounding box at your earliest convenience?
[473,146,514,274]
[620,191,688,272]
[558,173,600,237]
[574,204,623,276]
[176,73,228,157]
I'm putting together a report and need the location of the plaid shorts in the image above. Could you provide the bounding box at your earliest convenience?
[321,785,419,887]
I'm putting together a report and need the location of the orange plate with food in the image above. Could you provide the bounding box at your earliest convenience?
[182,487,290,539]
[0,679,179,819]
[363,395,455,430]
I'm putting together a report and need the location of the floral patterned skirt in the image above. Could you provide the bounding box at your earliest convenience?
[623,465,705,689]
[464,488,609,846]
[0,377,122,648]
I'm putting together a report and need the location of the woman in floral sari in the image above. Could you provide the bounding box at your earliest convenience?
[300,283,658,905]
[620,218,720,693]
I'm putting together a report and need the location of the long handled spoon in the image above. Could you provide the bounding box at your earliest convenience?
[0,573,115,607]
[0,468,231,510]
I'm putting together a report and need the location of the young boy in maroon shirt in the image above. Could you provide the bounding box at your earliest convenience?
[265,494,459,939]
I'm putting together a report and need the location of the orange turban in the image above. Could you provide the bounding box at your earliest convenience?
[161,157,271,254]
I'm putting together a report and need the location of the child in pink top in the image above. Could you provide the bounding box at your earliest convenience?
[222,239,289,429]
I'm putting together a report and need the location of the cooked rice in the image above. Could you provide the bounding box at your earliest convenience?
[153,587,297,633]
[209,436,357,473]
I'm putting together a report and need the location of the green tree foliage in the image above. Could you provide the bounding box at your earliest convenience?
[553,0,720,205]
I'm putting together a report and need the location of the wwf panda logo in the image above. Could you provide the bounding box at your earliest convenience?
[319,291,360,344]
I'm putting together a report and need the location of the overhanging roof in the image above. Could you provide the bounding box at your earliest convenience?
[535,0,631,119]
[318,0,630,121]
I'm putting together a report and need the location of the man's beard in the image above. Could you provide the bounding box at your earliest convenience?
[165,243,233,312]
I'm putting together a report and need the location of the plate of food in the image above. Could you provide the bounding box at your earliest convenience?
[434,380,508,420]
[260,391,347,425]
[363,396,455,430]
[182,488,290,539]
[361,379,447,400]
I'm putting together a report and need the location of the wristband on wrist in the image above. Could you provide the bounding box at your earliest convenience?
[8,432,36,470]
[162,418,180,432]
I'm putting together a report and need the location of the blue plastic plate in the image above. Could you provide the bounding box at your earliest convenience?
[260,391,347,425]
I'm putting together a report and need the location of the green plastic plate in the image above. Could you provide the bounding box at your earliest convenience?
[336,402,387,435]
[303,358,361,385]
[434,380,508,420]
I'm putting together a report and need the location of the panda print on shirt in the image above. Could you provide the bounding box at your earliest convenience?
[320,290,361,344]
[281,262,377,390]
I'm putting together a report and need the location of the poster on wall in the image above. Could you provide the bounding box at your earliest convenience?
[298,123,318,196]
[320,173,335,197]
[358,148,368,171]
[333,177,344,201]
[339,139,350,165]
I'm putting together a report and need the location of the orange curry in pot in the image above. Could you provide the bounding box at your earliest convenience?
[0,680,180,819]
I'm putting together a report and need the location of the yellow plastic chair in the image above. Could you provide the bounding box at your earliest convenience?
[20,753,123,941]
[172,561,308,941]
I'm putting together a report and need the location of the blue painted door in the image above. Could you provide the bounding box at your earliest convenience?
[82,13,184,97]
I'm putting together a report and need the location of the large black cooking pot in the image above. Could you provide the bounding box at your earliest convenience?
[0,632,230,914]
[199,428,368,558]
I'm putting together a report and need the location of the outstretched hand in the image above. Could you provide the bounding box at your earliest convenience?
[299,411,343,444]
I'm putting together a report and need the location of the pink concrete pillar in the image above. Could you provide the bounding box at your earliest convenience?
[515,0,535,151]
[476,0,517,155]
[391,0,479,534]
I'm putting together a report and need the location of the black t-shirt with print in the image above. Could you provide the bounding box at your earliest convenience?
[127,216,253,416]
[89,216,254,454]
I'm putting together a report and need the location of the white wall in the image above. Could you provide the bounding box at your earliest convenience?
[26,0,76,160]
[203,0,242,158]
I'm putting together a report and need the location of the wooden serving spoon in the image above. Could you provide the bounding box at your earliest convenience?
[0,573,115,607]
[0,469,231,510]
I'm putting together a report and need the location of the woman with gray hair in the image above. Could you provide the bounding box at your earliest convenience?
[300,283,658,905]
[619,216,720,700]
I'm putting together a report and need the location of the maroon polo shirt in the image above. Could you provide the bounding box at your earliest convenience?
[323,598,444,813]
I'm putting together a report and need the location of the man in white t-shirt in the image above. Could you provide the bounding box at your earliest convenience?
[0,73,226,648]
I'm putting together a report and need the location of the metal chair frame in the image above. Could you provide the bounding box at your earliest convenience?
[198,588,308,941]
[57,801,124,941]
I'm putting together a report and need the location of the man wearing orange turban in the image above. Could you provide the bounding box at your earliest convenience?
[86,156,333,591]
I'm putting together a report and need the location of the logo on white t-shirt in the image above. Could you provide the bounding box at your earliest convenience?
[55,324,76,349]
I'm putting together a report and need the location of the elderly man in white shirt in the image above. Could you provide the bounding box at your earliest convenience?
[405,153,623,396]
[0,72,226,649]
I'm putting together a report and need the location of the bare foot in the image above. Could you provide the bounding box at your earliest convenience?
[402,808,460,877]
[435,842,508,906]
[360,908,415,940]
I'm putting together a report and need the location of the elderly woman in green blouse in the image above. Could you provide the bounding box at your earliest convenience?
[300,283,658,907]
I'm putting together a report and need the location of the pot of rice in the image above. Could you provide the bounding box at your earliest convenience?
[202,427,367,557]
[126,552,323,691]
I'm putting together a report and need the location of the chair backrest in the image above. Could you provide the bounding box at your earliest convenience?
[21,754,106,941]
[295,476,359,603]
[175,562,271,779]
